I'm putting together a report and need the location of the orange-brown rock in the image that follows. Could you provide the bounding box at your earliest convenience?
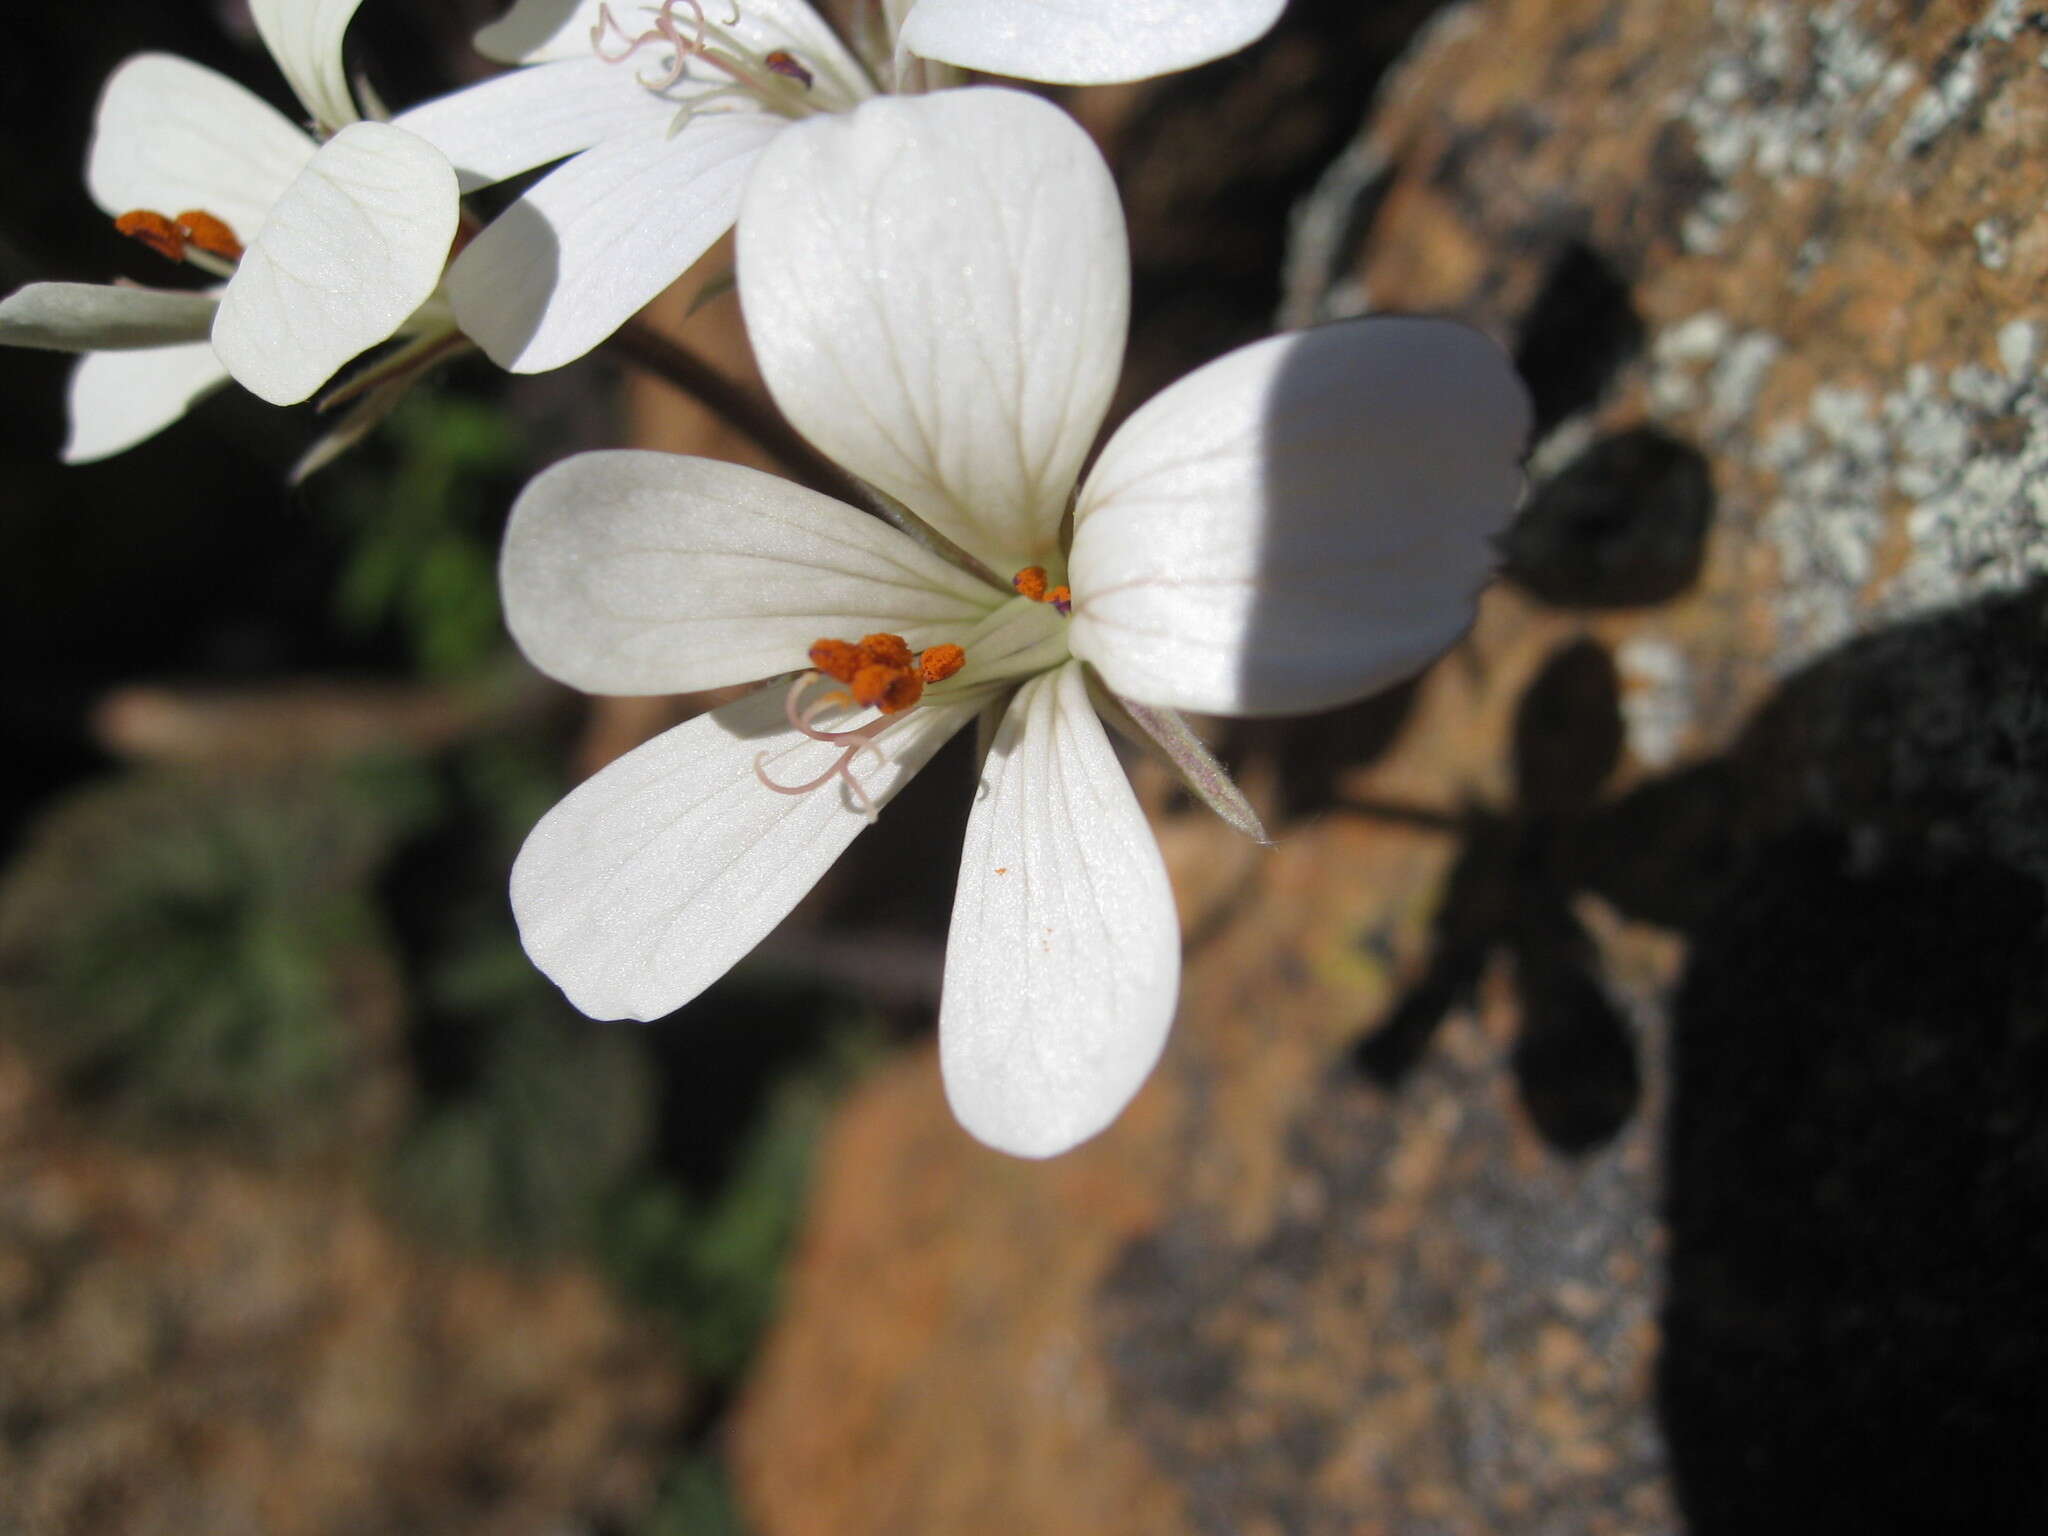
[733,1,2048,1531]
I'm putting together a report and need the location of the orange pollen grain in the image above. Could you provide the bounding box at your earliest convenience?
[115,210,184,263]
[174,209,243,261]
[1045,585,1071,614]
[808,638,861,684]
[852,664,924,714]
[1011,566,1049,602]
[856,632,914,670]
[918,643,966,684]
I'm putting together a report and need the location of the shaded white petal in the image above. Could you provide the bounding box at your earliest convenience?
[900,0,1284,85]
[250,0,365,131]
[448,110,780,373]
[478,0,872,98]
[513,684,973,1020]
[212,122,459,406]
[503,450,1002,693]
[394,57,676,191]
[64,344,232,463]
[940,660,1178,1158]
[86,53,315,238]
[1069,317,1531,717]
[738,88,1127,577]
[0,283,217,352]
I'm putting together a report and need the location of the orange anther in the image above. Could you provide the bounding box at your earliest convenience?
[852,663,924,714]
[919,643,966,684]
[856,633,914,670]
[115,210,183,263]
[1011,566,1049,602]
[1045,585,1071,616]
[808,638,861,683]
[174,210,243,262]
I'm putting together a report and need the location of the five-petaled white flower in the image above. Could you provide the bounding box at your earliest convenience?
[500,89,1530,1157]
[0,0,458,462]
[395,0,1285,373]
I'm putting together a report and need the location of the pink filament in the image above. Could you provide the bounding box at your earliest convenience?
[752,672,904,822]
[591,0,779,94]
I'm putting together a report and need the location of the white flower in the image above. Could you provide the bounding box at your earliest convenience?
[0,0,459,460]
[394,0,1283,373]
[501,89,1529,1157]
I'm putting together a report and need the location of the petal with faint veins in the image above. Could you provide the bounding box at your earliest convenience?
[212,122,459,406]
[513,684,974,1021]
[503,450,1002,694]
[64,343,232,463]
[940,660,1178,1158]
[86,54,315,240]
[477,0,873,103]
[448,109,781,373]
[900,0,1285,85]
[249,0,367,131]
[0,283,217,352]
[394,57,676,192]
[739,88,1128,577]
[1068,317,1532,717]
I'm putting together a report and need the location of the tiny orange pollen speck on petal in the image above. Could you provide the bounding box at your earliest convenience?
[918,643,965,684]
[174,210,243,262]
[114,210,184,263]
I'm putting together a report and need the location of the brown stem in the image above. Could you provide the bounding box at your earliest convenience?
[605,317,856,501]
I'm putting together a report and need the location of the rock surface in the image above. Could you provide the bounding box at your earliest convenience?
[732,1,2048,1531]
[0,1044,685,1536]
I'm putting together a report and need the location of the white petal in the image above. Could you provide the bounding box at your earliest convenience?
[503,449,1002,693]
[940,661,1178,1158]
[512,684,973,1021]
[249,0,365,131]
[477,0,873,102]
[0,283,217,352]
[394,57,675,191]
[738,88,1128,577]
[900,0,1284,85]
[448,110,781,373]
[86,54,315,239]
[64,344,233,463]
[212,122,459,406]
[1068,317,1531,717]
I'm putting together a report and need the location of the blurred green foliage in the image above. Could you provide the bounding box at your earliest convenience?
[0,762,430,1145]
[639,1455,751,1536]
[329,388,524,678]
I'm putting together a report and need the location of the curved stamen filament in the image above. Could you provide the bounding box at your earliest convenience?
[592,0,812,105]
[752,671,905,823]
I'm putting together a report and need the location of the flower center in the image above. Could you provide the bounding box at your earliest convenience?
[591,0,828,119]
[753,631,968,821]
[750,591,1072,823]
[114,208,244,273]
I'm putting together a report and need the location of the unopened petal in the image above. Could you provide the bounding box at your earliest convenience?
[212,122,459,406]
[86,53,315,239]
[940,661,1179,1158]
[738,88,1128,577]
[1069,317,1531,717]
[503,450,1001,694]
[64,344,232,462]
[513,684,973,1021]
[0,283,217,352]
[900,0,1285,85]
[249,0,366,131]
[447,110,781,373]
